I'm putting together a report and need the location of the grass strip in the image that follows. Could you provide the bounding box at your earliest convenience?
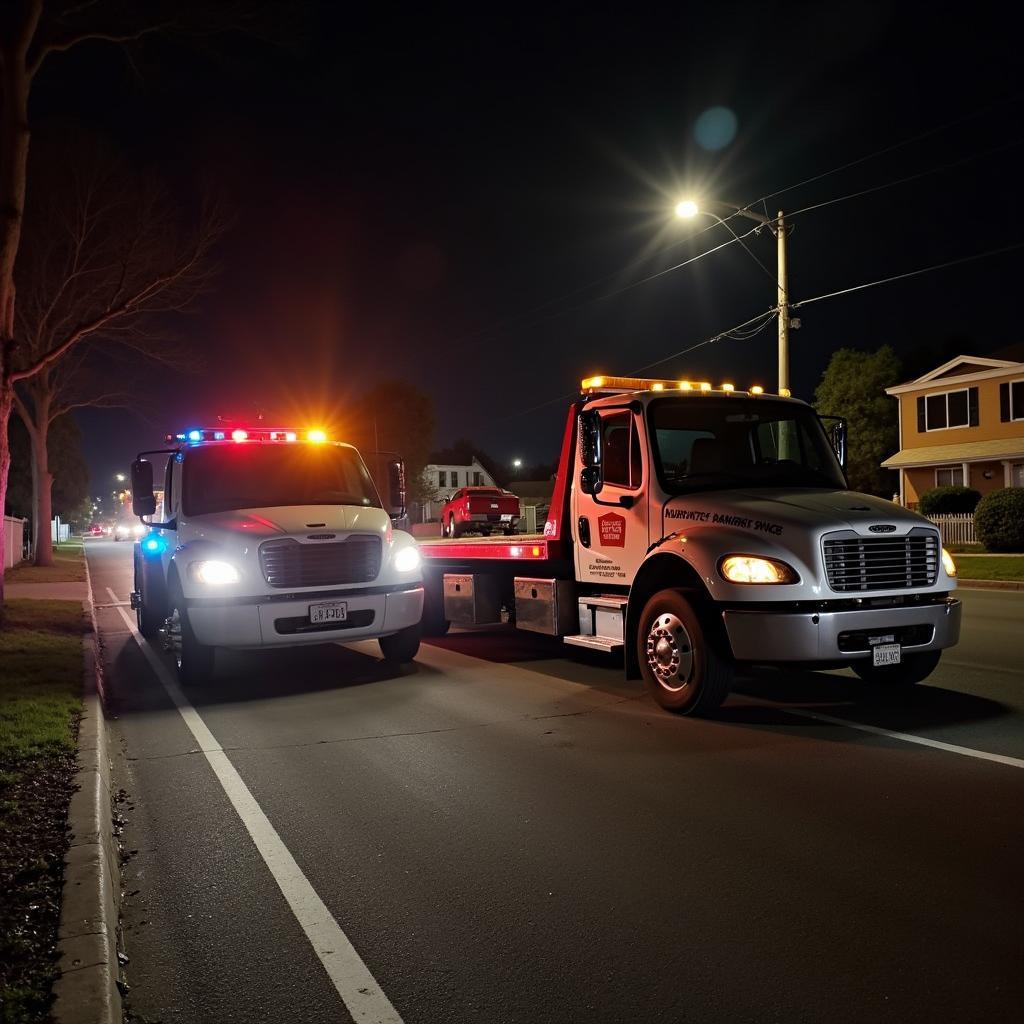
[0,599,86,1024]
[6,541,87,585]
[955,555,1024,581]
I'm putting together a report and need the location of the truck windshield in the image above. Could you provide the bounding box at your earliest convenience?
[648,397,846,493]
[182,444,381,516]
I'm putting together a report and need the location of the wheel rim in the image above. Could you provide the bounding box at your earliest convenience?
[645,612,694,692]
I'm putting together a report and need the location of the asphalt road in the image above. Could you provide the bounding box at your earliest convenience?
[86,539,1024,1024]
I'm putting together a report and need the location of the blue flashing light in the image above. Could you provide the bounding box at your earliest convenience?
[175,433,186,441]
[187,429,203,442]
[214,431,225,440]
[142,533,168,556]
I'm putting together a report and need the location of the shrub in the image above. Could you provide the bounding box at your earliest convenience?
[974,488,1024,552]
[917,486,982,516]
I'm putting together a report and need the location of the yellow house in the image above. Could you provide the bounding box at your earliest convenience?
[882,354,1024,507]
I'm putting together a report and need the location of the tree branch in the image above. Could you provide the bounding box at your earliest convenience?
[29,21,172,78]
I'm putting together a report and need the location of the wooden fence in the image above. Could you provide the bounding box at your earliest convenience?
[926,513,977,546]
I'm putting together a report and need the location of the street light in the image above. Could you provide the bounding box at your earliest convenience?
[115,473,125,482]
[512,458,523,479]
[675,198,792,391]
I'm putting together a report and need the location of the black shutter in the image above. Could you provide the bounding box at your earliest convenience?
[917,396,926,432]
[968,387,979,426]
[1000,382,1011,422]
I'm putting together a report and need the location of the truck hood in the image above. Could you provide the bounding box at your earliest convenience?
[185,505,391,540]
[663,488,929,538]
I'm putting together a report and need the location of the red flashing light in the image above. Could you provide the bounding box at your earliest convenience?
[231,429,248,442]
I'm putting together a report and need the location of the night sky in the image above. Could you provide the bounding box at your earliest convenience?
[29,2,1024,495]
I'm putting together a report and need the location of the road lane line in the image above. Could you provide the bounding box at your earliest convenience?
[405,636,1024,771]
[107,589,403,1024]
[772,705,1024,769]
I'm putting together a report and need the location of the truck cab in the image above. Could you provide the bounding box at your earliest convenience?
[130,426,424,684]
[420,377,961,715]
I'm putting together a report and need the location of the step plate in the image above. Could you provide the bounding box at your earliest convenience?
[563,633,623,653]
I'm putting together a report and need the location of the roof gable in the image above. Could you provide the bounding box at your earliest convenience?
[914,355,1017,384]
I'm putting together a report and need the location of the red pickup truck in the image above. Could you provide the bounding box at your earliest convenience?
[440,486,521,537]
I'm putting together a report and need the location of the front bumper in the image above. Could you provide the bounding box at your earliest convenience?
[722,597,961,663]
[186,584,423,649]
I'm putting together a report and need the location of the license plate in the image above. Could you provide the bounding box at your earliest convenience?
[501,513,512,521]
[872,643,901,667]
[309,601,347,625]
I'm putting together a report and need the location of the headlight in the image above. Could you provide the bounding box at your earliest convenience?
[133,523,145,537]
[941,547,957,578]
[115,524,129,535]
[189,560,240,585]
[392,545,421,573]
[719,554,799,584]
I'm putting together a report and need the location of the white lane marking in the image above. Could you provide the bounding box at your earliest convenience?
[772,705,1024,770]
[107,588,403,1024]
[401,637,1024,772]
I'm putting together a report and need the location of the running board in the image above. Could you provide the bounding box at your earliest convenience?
[563,633,623,653]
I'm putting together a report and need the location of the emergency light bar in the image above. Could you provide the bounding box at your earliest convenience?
[165,427,329,444]
[580,376,792,399]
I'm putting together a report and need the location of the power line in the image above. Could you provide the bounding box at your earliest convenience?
[791,240,1024,310]
[746,95,1022,213]
[785,137,1024,221]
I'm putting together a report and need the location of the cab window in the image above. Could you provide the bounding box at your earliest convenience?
[601,411,642,489]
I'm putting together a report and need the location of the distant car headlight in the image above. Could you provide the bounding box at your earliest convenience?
[941,547,957,578]
[188,560,240,585]
[115,523,130,536]
[392,545,421,573]
[133,523,145,537]
[719,554,799,584]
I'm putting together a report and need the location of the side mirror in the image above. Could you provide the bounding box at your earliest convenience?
[580,466,602,495]
[579,410,602,468]
[131,459,157,517]
[386,459,407,521]
[821,416,847,469]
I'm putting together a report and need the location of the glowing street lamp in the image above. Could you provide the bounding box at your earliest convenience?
[674,197,792,391]
[115,473,126,482]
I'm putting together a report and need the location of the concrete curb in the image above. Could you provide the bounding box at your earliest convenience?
[51,562,122,1024]
[958,579,1024,591]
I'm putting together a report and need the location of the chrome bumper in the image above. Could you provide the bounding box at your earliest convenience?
[186,585,423,649]
[722,598,961,662]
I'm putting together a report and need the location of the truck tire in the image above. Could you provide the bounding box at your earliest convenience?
[379,623,421,663]
[637,588,733,716]
[167,593,215,685]
[134,549,166,640]
[852,650,941,686]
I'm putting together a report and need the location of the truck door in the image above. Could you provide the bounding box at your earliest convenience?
[573,407,649,586]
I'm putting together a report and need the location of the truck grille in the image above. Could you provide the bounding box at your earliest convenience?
[259,536,382,588]
[823,530,939,593]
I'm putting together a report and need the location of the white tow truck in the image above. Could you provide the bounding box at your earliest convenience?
[418,375,962,715]
[130,426,424,683]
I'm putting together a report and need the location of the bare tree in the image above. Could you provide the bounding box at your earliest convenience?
[13,137,220,564]
[0,0,274,612]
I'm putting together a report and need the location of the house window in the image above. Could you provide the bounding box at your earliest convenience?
[919,388,978,431]
[438,470,446,488]
[1000,379,1024,422]
[473,471,483,486]
[451,471,459,487]
[935,466,964,487]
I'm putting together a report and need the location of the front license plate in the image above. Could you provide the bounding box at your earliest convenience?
[872,643,901,667]
[309,601,347,625]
